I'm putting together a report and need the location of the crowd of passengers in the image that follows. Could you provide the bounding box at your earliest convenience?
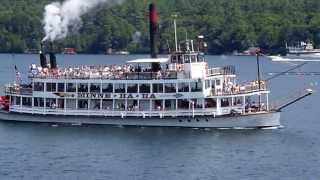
[28,64,175,79]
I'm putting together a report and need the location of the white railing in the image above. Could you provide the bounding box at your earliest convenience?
[212,80,267,96]
[207,66,235,76]
[9,105,248,118]
[9,106,223,117]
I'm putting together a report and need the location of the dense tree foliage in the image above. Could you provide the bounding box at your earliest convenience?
[1,0,320,54]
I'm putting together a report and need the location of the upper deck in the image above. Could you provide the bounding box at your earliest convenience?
[28,63,236,81]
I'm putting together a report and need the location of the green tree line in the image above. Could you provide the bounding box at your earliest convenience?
[1,0,320,54]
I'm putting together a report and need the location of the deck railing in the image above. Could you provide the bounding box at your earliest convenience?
[207,65,235,76]
[10,105,223,117]
[5,86,32,95]
[28,71,178,80]
[212,80,267,96]
[8,105,248,117]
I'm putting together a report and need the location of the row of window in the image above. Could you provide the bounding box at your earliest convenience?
[33,82,203,93]
[11,96,244,110]
[170,54,205,64]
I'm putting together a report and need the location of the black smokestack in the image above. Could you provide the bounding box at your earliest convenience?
[49,43,57,69]
[40,43,47,68]
[149,3,160,72]
[49,53,57,69]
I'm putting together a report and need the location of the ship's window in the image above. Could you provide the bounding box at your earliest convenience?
[165,83,176,93]
[171,55,177,63]
[191,55,197,63]
[211,80,215,88]
[152,100,163,111]
[57,99,64,109]
[11,96,21,106]
[102,83,113,93]
[78,99,88,110]
[66,99,76,109]
[34,82,44,91]
[66,83,76,92]
[22,97,32,107]
[139,100,150,111]
[221,98,231,107]
[127,100,138,111]
[127,84,138,93]
[190,81,202,92]
[78,83,88,92]
[115,84,125,93]
[46,98,56,108]
[90,83,101,93]
[34,97,44,107]
[152,83,163,93]
[102,100,113,110]
[178,82,189,92]
[114,100,125,111]
[198,55,205,62]
[178,99,189,109]
[184,55,190,63]
[177,55,183,64]
[139,84,150,93]
[46,83,56,92]
[90,99,101,110]
[191,99,203,109]
[204,98,217,108]
[234,97,243,106]
[165,99,176,110]
[58,83,65,92]
[216,79,221,86]
[205,80,211,89]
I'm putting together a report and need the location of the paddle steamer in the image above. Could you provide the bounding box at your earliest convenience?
[0,4,310,128]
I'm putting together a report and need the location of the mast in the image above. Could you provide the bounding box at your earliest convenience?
[256,51,261,110]
[173,15,178,52]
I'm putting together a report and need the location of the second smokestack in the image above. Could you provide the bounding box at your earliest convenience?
[149,3,158,58]
[149,3,160,72]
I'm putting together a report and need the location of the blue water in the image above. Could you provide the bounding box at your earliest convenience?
[0,54,319,180]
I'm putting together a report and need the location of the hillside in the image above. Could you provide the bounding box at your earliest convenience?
[1,0,320,54]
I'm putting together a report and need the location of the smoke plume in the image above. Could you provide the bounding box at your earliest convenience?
[42,0,123,42]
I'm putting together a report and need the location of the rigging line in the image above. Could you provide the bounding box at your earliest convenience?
[264,62,308,82]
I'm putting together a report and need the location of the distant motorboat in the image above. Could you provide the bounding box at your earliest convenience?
[106,48,130,55]
[233,47,261,56]
[62,48,76,55]
[114,51,130,55]
[24,49,40,54]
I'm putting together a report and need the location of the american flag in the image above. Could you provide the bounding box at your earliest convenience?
[14,65,21,84]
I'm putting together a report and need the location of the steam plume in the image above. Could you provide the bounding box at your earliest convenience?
[42,0,123,42]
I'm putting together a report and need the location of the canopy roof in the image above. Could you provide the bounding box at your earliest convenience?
[127,58,169,63]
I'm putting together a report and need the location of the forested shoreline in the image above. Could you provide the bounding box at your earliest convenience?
[1,0,320,54]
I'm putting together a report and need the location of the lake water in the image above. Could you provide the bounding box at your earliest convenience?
[0,54,319,180]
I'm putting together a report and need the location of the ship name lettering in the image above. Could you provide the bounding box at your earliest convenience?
[78,93,111,99]
[142,94,149,98]
[78,93,156,99]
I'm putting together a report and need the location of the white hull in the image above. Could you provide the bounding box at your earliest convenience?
[0,111,281,128]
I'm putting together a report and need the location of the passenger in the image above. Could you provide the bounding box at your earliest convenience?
[157,71,162,79]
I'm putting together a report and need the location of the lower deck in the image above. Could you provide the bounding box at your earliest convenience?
[0,110,281,128]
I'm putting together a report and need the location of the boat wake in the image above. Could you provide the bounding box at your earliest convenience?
[269,56,320,62]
